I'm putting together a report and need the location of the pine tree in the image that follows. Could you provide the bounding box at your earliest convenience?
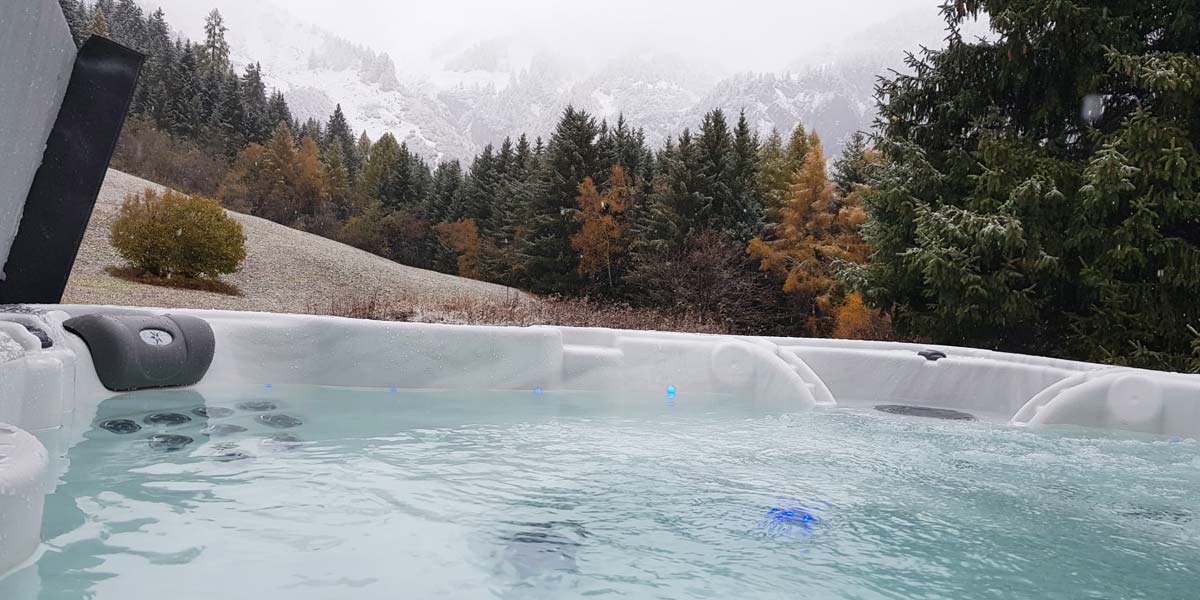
[521,106,603,294]
[110,0,146,50]
[454,144,499,226]
[784,121,810,176]
[136,8,174,123]
[356,131,373,175]
[297,118,324,145]
[167,44,203,137]
[831,131,875,196]
[484,135,538,285]
[324,105,359,178]
[322,143,356,220]
[57,0,89,46]
[426,160,464,224]
[360,133,402,208]
[853,0,1200,369]
[201,10,230,76]
[236,64,265,144]
[265,90,292,132]
[730,110,765,241]
[758,128,791,226]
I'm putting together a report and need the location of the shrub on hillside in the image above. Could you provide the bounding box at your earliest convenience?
[110,189,246,279]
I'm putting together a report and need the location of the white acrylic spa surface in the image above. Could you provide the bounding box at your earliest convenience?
[2,306,1199,598]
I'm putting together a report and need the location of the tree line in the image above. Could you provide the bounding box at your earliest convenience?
[219,105,887,338]
[60,0,295,195]
[62,0,1200,370]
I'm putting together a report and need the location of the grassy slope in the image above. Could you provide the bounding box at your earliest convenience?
[63,169,528,314]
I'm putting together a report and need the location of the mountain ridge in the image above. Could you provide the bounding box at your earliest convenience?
[136,0,978,162]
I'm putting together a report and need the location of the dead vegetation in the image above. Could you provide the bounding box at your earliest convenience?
[105,266,243,297]
[305,291,726,334]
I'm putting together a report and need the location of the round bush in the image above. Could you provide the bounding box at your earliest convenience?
[110,188,246,279]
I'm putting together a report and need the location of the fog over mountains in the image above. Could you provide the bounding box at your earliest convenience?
[137,0,978,163]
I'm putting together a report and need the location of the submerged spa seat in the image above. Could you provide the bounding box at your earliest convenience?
[3,304,1200,575]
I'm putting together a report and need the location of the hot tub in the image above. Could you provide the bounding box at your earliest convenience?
[2,305,1198,598]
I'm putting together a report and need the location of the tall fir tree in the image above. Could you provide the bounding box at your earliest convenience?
[201,10,230,76]
[831,131,874,196]
[730,110,765,241]
[853,0,1200,370]
[110,0,146,50]
[784,122,810,176]
[265,90,292,132]
[521,106,604,294]
[240,63,270,144]
[323,105,359,178]
[758,128,791,227]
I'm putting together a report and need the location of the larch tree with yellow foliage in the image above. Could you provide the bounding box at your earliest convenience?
[433,219,481,280]
[748,135,881,337]
[571,165,635,290]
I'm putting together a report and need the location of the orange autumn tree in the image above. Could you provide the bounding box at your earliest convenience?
[571,165,634,290]
[748,135,885,338]
[219,123,333,234]
[433,218,481,279]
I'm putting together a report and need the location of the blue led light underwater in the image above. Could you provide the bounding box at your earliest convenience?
[761,501,828,537]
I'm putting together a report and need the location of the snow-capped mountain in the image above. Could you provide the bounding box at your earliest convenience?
[138,0,977,162]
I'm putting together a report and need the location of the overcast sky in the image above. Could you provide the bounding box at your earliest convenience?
[275,0,960,73]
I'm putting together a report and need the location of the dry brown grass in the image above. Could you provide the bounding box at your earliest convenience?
[305,290,726,334]
[105,266,243,297]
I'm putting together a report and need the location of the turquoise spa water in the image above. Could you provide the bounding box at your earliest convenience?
[3,385,1199,599]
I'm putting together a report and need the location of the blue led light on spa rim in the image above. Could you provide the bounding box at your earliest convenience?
[666,385,676,400]
[389,387,399,393]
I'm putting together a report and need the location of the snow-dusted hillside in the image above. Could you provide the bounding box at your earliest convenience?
[138,0,982,161]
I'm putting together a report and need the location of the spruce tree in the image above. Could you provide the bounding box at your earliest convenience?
[323,143,356,220]
[167,44,203,138]
[521,106,603,294]
[853,0,1200,370]
[427,160,464,224]
[240,64,270,144]
[110,0,146,50]
[57,0,89,47]
[758,128,790,226]
[360,133,402,208]
[486,134,539,285]
[831,131,873,196]
[691,109,760,242]
[731,110,765,241]
[356,132,373,176]
[455,144,499,226]
[201,10,230,76]
[297,118,324,146]
[324,105,359,178]
[784,121,810,176]
[265,91,292,132]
